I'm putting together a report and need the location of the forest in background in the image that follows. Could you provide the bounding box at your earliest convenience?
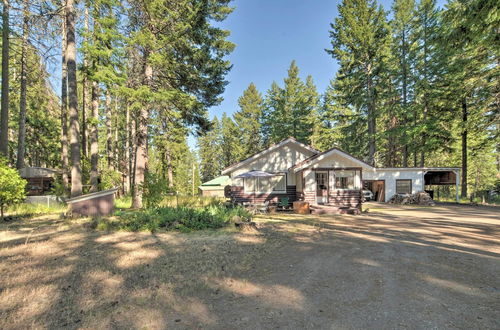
[0,0,497,205]
[199,0,499,200]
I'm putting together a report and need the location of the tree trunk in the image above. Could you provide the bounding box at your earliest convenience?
[124,103,130,194]
[66,0,82,198]
[81,5,89,158]
[366,65,376,166]
[401,29,409,168]
[461,98,468,198]
[166,147,173,188]
[132,57,152,209]
[60,11,69,191]
[105,89,114,170]
[130,109,136,191]
[0,0,10,157]
[16,0,28,169]
[420,102,428,167]
[89,81,99,192]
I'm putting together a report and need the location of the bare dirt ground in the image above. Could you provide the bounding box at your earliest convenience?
[0,203,499,329]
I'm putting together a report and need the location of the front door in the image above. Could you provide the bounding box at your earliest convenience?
[316,172,328,204]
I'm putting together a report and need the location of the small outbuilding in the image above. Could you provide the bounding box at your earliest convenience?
[19,167,59,196]
[199,176,231,197]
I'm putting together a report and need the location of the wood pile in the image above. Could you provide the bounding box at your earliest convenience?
[388,191,435,206]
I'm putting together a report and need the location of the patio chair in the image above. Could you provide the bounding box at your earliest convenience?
[256,201,270,214]
[278,197,290,210]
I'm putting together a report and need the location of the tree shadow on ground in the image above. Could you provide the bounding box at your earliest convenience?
[0,205,499,329]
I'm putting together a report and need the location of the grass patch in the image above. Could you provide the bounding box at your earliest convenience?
[6,202,67,218]
[96,204,251,232]
[114,195,226,209]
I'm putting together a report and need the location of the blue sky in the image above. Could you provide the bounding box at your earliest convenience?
[207,0,447,119]
[208,0,340,120]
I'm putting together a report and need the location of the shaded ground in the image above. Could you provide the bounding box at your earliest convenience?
[0,204,499,329]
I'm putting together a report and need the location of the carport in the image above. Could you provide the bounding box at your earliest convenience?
[423,168,461,203]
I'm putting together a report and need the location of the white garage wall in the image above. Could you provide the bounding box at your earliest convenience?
[363,169,424,202]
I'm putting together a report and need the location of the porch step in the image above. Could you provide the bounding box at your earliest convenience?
[310,205,360,215]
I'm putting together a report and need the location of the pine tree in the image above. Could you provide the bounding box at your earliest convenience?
[261,81,282,147]
[441,0,499,197]
[0,0,9,157]
[198,117,223,182]
[66,0,82,197]
[221,113,241,167]
[262,61,317,145]
[327,0,391,165]
[233,83,263,159]
[127,0,234,206]
[391,0,416,166]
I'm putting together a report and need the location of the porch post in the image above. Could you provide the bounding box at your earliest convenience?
[455,170,460,203]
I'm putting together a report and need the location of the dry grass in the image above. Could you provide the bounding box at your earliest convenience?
[0,214,285,329]
[1,203,499,329]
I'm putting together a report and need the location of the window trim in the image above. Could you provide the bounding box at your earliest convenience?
[244,173,287,194]
[333,169,360,190]
[396,179,412,194]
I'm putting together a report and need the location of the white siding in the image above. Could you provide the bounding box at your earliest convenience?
[304,169,316,192]
[296,172,303,192]
[231,142,315,185]
[311,152,369,169]
[362,169,424,202]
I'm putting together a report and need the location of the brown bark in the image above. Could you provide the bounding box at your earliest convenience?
[130,109,136,191]
[105,89,114,170]
[166,147,173,188]
[366,64,376,166]
[124,103,130,194]
[461,98,468,198]
[16,0,28,169]
[66,0,82,197]
[132,56,152,209]
[61,11,69,191]
[0,0,10,157]
[81,5,89,158]
[89,81,99,192]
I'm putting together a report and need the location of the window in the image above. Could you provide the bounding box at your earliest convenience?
[334,170,359,190]
[244,174,286,193]
[396,179,412,194]
[316,172,327,190]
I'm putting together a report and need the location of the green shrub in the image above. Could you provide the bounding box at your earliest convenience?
[111,204,251,232]
[0,159,27,220]
[160,195,225,208]
[143,172,173,209]
[99,168,122,191]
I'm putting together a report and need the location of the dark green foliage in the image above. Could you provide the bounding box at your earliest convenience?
[261,61,319,146]
[198,117,223,182]
[143,171,174,209]
[111,205,251,232]
[233,83,264,158]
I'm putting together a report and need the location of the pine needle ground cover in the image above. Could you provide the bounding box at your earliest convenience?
[0,203,498,329]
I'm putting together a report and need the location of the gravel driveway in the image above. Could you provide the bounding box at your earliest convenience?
[1,203,498,329]
[214,203,500,329]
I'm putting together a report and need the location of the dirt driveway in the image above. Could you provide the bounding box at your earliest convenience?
[1,203,499,329]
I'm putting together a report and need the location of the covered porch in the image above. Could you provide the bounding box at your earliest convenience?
[297,167,363,211]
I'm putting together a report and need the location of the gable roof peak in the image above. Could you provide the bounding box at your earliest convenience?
[221,137,319,175]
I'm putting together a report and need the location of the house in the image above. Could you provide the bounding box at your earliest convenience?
[222,137,460,211]
[199,176,231,197]
[19,167,59,196]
